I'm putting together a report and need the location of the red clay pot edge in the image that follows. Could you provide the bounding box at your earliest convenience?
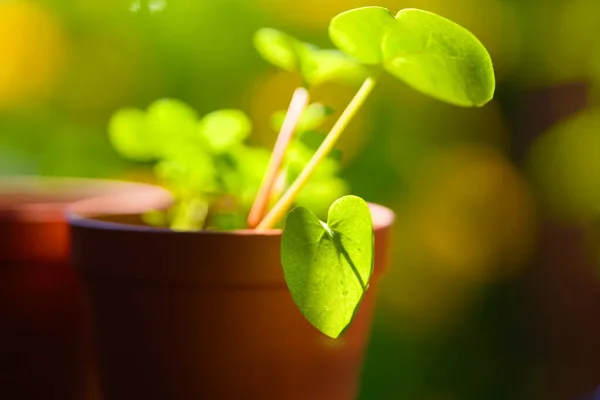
[66,194,396,236]
[0,176,173,224]
[0,177,172,262]
[67,194,395,288]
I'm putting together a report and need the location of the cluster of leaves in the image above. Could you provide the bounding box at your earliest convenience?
[109,97,349,229]
[109,99,271,230]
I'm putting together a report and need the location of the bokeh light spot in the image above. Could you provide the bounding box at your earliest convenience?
[408,146,535,279]
[0,1,67,109]
[528,108,600,222]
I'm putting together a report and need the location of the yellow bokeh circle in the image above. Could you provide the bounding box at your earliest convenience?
[0,1,67,108]
[408,146,536,281]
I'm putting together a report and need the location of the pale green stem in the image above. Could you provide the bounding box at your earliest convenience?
[256,76,378,230]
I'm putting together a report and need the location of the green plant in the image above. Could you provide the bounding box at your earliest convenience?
[109,99,273,230]
[109,6,495,338]
[247,27,366,227]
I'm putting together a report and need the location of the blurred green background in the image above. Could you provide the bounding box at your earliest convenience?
[2,0,600,398]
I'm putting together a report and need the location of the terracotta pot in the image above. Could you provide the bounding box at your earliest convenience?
[68,192,395,400]
[0,177,171,400]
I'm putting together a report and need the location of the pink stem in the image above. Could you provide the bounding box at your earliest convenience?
[247,87,310,229]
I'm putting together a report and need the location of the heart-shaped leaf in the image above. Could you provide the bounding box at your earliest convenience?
[329,7,495,107]
[281,195,374,338]
[382,9,495,107]
[329,6,395,65]
[198,109,252,153]
[108,107,155,162]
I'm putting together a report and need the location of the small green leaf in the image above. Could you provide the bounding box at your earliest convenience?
[146,99,200,157]
[199,109,252,153]
[256,28,368,87]
[329,6,395,65]
[223,145,270,207]
[155,151,217,195]
[281,195,374,338]
[108,108,155,161]
[297,103,333,131]
[254,28,305,72]
[382,8,495,107]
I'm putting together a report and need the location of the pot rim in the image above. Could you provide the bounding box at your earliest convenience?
[69,196,395,287]
[0,176,171,223]
[68,200,395,236]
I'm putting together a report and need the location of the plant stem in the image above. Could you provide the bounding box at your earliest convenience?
[256,76,378,230]
[247,86,310,228]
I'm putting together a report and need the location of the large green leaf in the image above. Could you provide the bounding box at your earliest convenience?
[281,195,374,338]
[108,108,155,162]
[329,6,395,65]
[328,7,495,107]
[198,109,252,153]
[382,8,495,107]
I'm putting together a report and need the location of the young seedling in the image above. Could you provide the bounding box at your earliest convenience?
[248,28,367,227]
[265,7,495,338]
[106,6,495,339]
[258,6,495,229]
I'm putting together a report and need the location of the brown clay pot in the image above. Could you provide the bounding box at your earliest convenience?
[0,177,171,400]
[68,192,395,400]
